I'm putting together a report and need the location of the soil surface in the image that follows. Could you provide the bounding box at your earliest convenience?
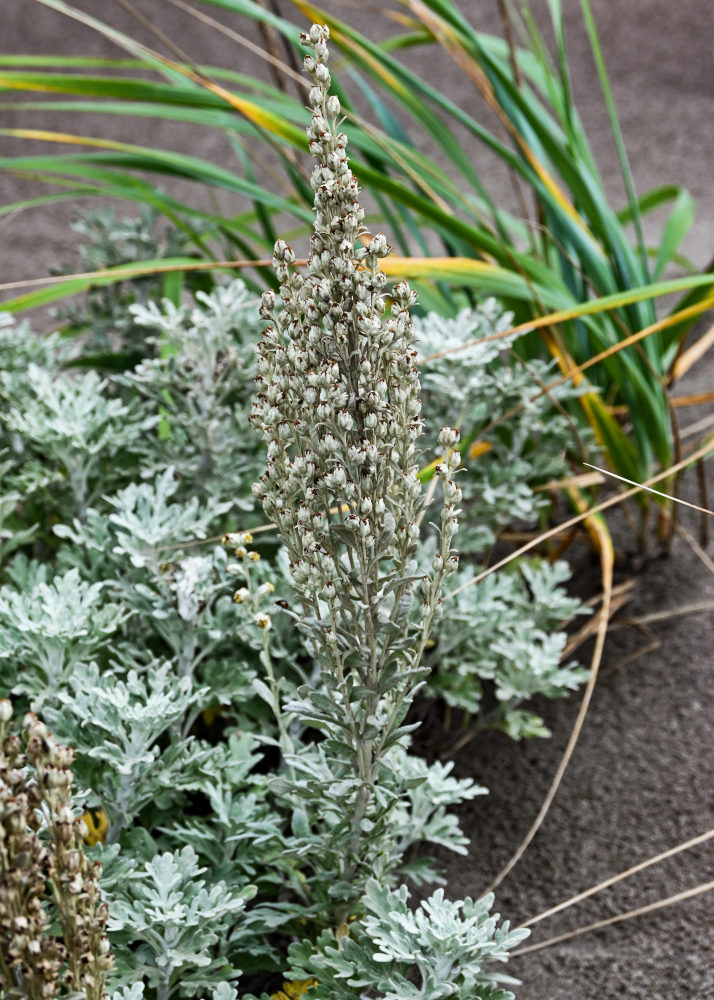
[2,1,713,996]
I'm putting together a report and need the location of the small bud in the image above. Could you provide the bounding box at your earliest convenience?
[445,554,460,574]
[438,425,460,450]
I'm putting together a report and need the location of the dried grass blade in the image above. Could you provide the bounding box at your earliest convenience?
[447,438,714,599]
[584,462,714,518]
[675,524,714,576]
[670,318,714,382]
[523,827,714,928]
[512,879,714,956]
[561,580,635,659]
[480,489,613,894]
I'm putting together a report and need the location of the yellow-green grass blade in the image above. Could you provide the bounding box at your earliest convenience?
[0,127,565,284]
[0,70,308,126]
[383,258,714,318]
[662,278,714,368]
[0,164,278,265]
[0,54,309,104]
[27,0,306,147]
[0,257,242,314]
[0,67,538,258]
[0,129,314,223]
[0,98,253,132]
[0,188,117,216]
[7,252,710,326]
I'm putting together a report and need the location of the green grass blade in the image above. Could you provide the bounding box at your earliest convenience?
[580,0,650,284]
[0,257,209,314]
[653,188,695,280]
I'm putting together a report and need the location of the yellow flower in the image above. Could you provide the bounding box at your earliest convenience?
[271,980,317,1000]
[81,808,109,846]
[201,704,223,726]
[223,531,254,546]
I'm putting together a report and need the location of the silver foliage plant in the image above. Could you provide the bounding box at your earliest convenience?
[249,21,527,992]
[0,249,582,996]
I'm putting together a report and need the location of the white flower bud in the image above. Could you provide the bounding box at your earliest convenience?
[445,554,460,574]
[368,233,388,256]
[438,425,460,450]
[309,23,324,44]
[337,409,353,430]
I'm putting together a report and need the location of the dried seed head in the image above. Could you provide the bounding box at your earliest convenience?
[0,702,113,1000]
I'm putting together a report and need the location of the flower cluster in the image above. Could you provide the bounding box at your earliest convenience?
[0,702,112,1000]
[251,24,461,682]
[223,531,275,631]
